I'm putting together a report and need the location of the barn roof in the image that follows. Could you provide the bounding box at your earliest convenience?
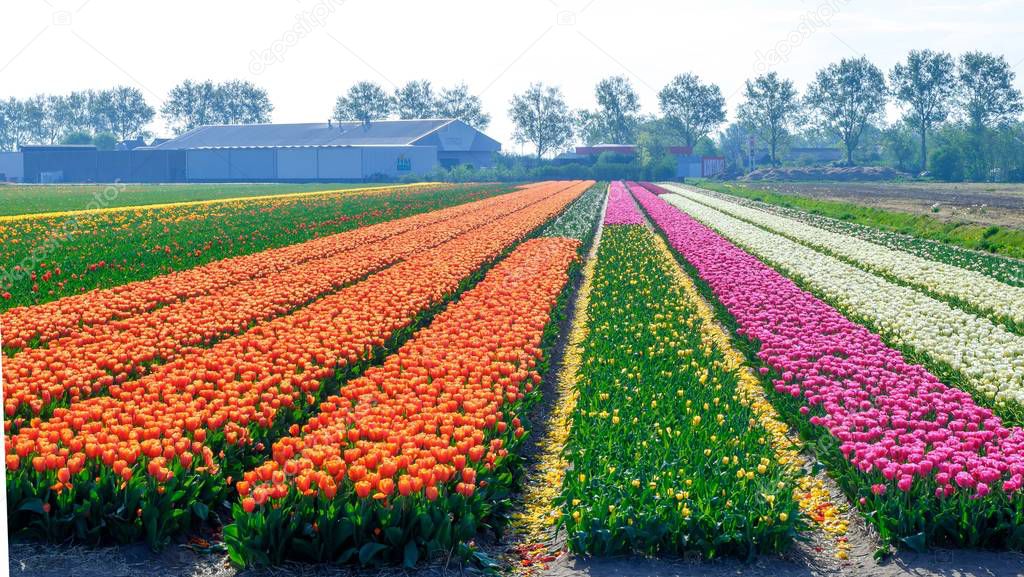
[149,119,499,151]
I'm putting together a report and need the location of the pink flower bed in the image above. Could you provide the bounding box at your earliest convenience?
[628,182,1024,547]
[603,181,644,225]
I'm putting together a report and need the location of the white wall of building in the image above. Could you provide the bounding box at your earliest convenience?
[229,149,276,180]
[317,148,362,179]
[276,148,318,179]
[362,146,436,178]
[186,150,230,180]
[184,146,437,181]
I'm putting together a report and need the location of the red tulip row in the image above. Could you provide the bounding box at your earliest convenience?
[0,184,518,351]
[227,236,581,566]
[2,182,577,423]
[5,181,593,548]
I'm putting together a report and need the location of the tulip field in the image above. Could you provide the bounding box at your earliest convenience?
[0,182,510,311]
[6,178,1024,573]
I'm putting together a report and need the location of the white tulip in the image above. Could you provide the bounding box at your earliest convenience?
[658,188,1024,405]
[665,184,1024,328]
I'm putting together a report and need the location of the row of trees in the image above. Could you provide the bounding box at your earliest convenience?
[740,51,1023,170]
[504,51,1023,180]
[332,80,490,129]
[0,78,489,151]
[506,74,728,160]
[0,87,155,150]
[0,80,274,151]
[3,51,1021,180]
[161,80,273,135]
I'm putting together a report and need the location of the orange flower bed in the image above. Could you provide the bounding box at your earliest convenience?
[0,183,562,351]
[2,182,578,422]
[227,236,581,566]
[5,181,592,548]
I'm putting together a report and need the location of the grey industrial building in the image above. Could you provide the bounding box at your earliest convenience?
[0,118,500,183]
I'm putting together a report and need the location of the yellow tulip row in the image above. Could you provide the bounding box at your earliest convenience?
[649,231,851,560]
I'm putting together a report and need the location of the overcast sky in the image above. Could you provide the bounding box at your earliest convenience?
[2,0,1023,152]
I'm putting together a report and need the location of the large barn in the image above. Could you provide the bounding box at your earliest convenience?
[3,118,501,183]
[148,118,500,181]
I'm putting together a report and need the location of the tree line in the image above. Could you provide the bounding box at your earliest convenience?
[0,87,154,150]
[331,80,491,130]
[505,50,1023,182]
[2,50,1022,181]
[0,80,274,151]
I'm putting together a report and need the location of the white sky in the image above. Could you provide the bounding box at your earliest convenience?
[2,0,1023,152]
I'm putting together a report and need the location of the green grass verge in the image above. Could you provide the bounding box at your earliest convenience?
[0,183,377,217]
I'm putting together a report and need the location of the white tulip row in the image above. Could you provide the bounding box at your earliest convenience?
[662,183,1024,329]
[659,191,1024,406]
[693,186,1024,288]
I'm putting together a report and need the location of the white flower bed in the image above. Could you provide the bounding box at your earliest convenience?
[663,183,1024,329]
[692,185,1024,288]
[660,190,1024,406]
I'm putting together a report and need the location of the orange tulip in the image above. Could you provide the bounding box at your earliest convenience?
[397,476,413,497]
[241,497,256,514]
[235,235,580,515]
[10,182,593,551]
[354,480,372,499]
[2,182,586,422]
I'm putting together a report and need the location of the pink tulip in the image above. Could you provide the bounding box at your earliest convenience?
[603,182,644,225]
[626,181,1024,505]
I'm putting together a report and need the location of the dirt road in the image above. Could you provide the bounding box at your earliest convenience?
[742,181,1024,228]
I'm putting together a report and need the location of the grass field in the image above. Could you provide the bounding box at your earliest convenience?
[0,182,373,216]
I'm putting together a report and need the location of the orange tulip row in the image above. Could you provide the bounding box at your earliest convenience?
[6,181,592,546]
[238,236,580,514]
[2,182,579,422]
[0,183,547,351]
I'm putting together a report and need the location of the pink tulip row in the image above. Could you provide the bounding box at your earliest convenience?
[603,181,644,225]
[629,183,1024,502]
